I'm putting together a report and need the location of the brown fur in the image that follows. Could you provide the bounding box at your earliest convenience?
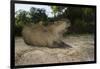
[22,19,70,48]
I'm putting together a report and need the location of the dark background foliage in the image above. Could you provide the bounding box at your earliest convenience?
[15,6,96,36]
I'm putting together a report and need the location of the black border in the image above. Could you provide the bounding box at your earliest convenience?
[10,0,97,69]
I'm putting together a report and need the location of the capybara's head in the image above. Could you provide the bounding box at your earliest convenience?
[49,19,70,35]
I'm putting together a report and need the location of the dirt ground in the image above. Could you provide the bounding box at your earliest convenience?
[15,34,95,66]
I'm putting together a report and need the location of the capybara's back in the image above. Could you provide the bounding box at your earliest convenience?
[22,19,71,48]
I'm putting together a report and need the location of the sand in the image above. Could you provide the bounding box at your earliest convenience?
[15,34,95,65]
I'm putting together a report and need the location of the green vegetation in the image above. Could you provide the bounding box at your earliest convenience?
[15,6,96,36]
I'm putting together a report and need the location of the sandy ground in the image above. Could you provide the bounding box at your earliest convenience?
[15,34,95,66]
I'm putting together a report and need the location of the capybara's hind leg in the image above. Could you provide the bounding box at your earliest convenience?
[53,41,72,48]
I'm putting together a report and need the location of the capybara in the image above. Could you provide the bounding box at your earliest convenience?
[22,19,71,48]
